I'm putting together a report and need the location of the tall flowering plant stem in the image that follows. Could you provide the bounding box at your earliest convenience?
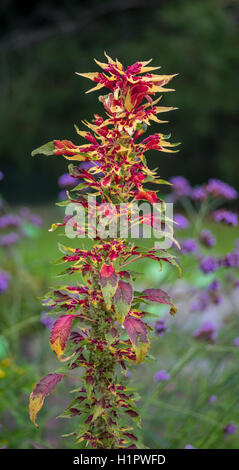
[29,53,180,449]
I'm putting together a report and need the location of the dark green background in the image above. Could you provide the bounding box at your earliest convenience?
[1,0,239,203]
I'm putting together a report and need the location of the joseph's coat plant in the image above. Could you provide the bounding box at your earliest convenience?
[29,53,180,449]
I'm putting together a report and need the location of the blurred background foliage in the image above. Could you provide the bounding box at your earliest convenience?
[0,0,239,203]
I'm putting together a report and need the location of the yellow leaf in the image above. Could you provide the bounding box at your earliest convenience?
[75,72,98,81]
[86,82,105,94]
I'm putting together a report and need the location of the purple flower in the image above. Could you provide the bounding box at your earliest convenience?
[125,370,132,378]
[0,214,21,229]
[208,280,221,292]
[199,229,216,248]
[0,232,20,247]
[199,256,218,274]
[206,179,237,200]
[155,319,167,336]
[190,291,210,312]
[181,238,198,254]
[213,209,238,227]
[154,370,170,382]
[40,312,55,330]
[0,270,10,294]
[193,321,217,342]
[0,171,4,181]
[28,215,42,227]
[170,176,191,197]
[234,338,239,347]
[20,208,42,227]
[58,190,67,201]
[192,186,207,202]
[223,422,238,435]
[208,281,223,305]
[209,394,217,404]
[58,173,78,189]
[174,213,189,230]
[221,251,239,268]
[185,444,196,449]
[80,161,103,176]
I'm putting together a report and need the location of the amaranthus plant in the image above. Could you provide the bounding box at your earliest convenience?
[29,53,180,449]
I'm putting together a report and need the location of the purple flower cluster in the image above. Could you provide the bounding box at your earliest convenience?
[193,321,217,342]
[58,190,67,201]
[40,312,55,330]
[0,232,20,247]
[0,175,42,248]
[199,256,219,274]
[0,270,10,294]
[199,229,216,248]
[181,238,198,254]
[170,176,191,197]
[220,251,239,268]
[190,282,222,312]
[19,208,42,227]
[0,214,21,229]
[58,173,78,189]
[213,209,238,227]
[206,179,237,200]
[223,422,238,435]
[174,213,189,230]
[209,394,217,404]
[207,280,222,304]
[155,318,167,336]
[190,291,210,312]
[208,280,221,292]
[191,186,207,202]
[154,370,170,382]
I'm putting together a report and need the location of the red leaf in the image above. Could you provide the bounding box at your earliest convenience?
[54,140,78,155]
[50,314,75,359]
[135,190,158,204]
[99,262,115,278]
[141,288,177,315]
[114,281,133,324]
[99,263,118,309]
[124,316,149,364]
[29,374,64,426]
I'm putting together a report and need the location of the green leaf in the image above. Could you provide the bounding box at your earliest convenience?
[58,243,75,255]
[72,183,87,192]
[92,405,104,422]
[31,141,55,157]
[0,336,9,360]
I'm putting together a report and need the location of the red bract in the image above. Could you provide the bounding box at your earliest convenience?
[30,53,180,449]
